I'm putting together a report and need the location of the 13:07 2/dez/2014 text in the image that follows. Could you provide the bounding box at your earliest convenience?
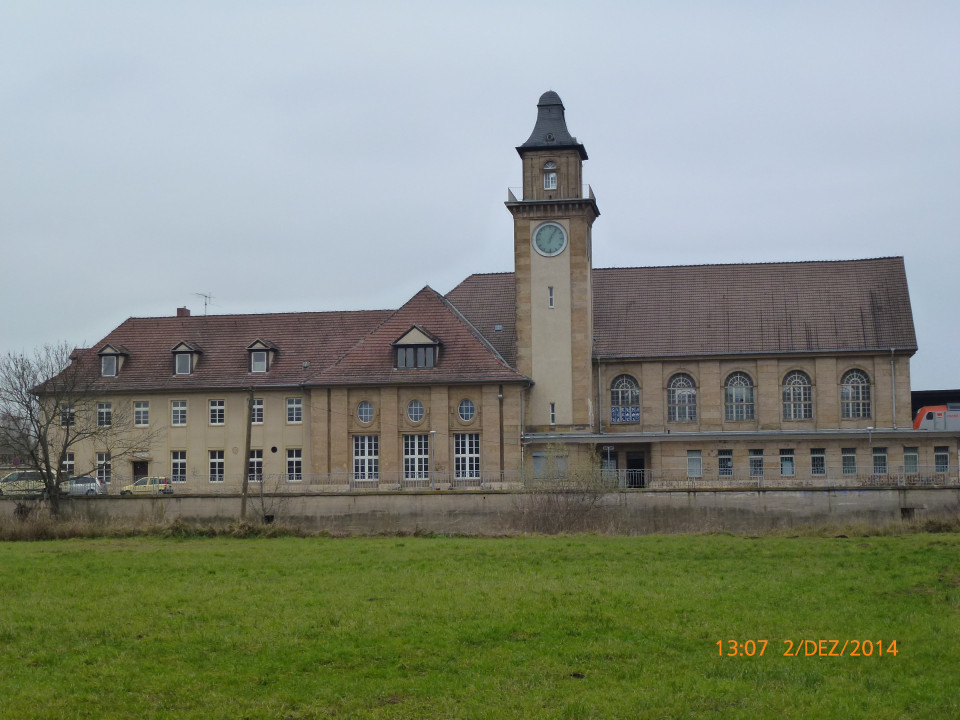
[717,640,898,657]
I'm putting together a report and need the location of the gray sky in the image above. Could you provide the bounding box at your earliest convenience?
[2,1,958,390]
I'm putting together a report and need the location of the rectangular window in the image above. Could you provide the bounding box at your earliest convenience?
[101,355,117,377]
[811,448,826,477]
[286,449,302,482]
[175,353,192,375]
[62,452,75,478]
[134,401,149,427]
[780,449,795,477]
[454,433,481,479]
[842,448,857,475]
[171,401,187,426]
[96,452,111,484]
[549,402,556,425]
[548,286,555,309]
[403,434,430,480]
[60,404,75,427]
[209,450,224,483]
[397,346,437,369]
[749,449,764,478]
[250,351,267,373]
[251,398,263,424]
[544,171,557,190]
[97,402,112,427]
[718,449,733,477]
[903,447,919,475]
[935,446,949,474]
[171,451,187,483]
[687,450,703,478]
[873,447,888,475]
[286,397,302,424]
[209,399,225,425]
[248,449,263,483]
[353,435,379,480]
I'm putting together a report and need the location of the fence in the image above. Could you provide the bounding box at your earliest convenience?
[88,464,959,496]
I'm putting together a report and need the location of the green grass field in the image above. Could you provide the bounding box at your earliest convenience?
[1,533,958,719]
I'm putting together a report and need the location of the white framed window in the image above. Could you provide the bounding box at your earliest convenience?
[353,435,379,480]
[171,451,187,483]
[543,161,557,190]
[286,397,302,424]
[286,449,302,482]
[783,371,813,420]
[724,372,755,421]
[842,448,857,475]
[718,449,733,477]
[97,402,112,427]
[60,404,75,427]
[903,447,919,475]
[62,452,75,478]
[134,401,149,427]
[454,433,481,479]
[96,452,111,484]
[872,447,887,475]
[209,450,224,483]
[667,373,697,423]
[458,398,476,422]
[549,402,556,425]
[171,400,187,426]
[841,369,871,419]
[251,398,263,424]
[250,351,268,373]
[209,399,225,425]
[780,449,795,477]
[811,448,826,476]
[101,355,117,377]
[548,286,555,309]
[175,353,192,376]
[935,446,949,474]
[687,450,703,478]
[397,346,436,368]
[407,399,424,423]
[248,449,263,483]
[749,449,764,478]
[357,401,374,424]
[610,374,640,424]
[403,434,430,480]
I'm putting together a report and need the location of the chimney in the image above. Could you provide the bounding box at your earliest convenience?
[177,307,191,318]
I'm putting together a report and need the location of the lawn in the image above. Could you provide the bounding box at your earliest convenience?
[0,533,958,719]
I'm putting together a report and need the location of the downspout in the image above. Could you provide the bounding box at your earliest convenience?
[597,358,603,435]
[890,348,897,429]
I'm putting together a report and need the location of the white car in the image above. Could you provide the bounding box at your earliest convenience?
[64,476,107,496]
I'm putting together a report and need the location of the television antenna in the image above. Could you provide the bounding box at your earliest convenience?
[193,292,215,315]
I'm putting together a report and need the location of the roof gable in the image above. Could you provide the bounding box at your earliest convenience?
[392,326,440,346]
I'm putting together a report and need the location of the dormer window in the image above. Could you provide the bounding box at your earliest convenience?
[97,344,129,377]
[392,326,441,369]
[171,341,203,376]
[543,161,557,190]
[246,340,278,374]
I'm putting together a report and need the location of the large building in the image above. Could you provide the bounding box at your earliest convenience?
[55,92,956,491]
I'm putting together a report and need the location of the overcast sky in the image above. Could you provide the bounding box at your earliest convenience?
[1,1,957,391]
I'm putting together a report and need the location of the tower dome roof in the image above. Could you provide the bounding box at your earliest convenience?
[518,90,587,159]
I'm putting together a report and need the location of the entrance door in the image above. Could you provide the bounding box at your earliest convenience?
[626,453,645,488]
[132,461,148,481]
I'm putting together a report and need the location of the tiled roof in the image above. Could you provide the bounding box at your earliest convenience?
[311,286,526,386]
[445,273,518,367]
[71,310,392,392]
[448,257,917,360]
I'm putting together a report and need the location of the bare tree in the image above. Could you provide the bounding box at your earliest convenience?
[0,343,153,515]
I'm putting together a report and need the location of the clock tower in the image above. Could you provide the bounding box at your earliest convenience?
[507,91,600,432]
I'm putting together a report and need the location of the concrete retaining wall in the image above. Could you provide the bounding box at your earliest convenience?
[3,488,959,534]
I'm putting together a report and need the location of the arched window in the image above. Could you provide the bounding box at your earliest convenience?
[667,373,697,422]
[610,374,640,424]
[543,161,557,190]
[782,371,813,420]
[841,369,871,419]
[724,372,754,421]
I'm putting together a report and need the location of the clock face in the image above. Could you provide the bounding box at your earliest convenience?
[533,223,567,256]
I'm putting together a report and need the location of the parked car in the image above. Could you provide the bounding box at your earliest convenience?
[64,475,107,496]
[0,470,46,497]
[120,476,173,495]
